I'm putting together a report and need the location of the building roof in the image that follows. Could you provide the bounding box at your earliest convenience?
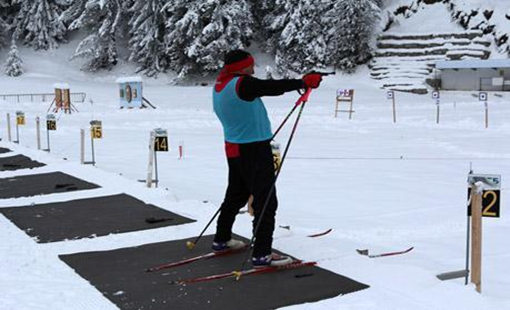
[436,59,510,70]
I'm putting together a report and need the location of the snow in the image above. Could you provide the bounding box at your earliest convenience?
[386,2,465,34]
[436,58,510,69]
[53,83,70,89]
[115,76,143,84]
[1,38,510,310]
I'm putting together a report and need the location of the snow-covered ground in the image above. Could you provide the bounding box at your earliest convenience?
[1,45,510,310]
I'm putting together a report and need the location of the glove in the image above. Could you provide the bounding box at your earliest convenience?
[302,73,322,89]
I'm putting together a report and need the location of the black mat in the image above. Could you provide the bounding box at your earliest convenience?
[0,172,100,199]
[0,154,45,171]
[0,194,195,243]
[0,147,11,154]
[60,235,369,310]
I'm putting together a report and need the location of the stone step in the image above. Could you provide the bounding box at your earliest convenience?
[377,40,490,50]
[379,31,483,41]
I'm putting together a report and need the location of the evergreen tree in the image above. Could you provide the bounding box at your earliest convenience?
[164,0,255,78]
[331,0,380,72]
[12,0,67,50]
[127,0,167,77]
[250,0,277,50]
[4,39,23,76]
[66,0,123,71]
[263,0,336,74]
[0,0,18,48]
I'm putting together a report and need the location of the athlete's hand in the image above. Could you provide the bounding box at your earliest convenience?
[302,73,323,89]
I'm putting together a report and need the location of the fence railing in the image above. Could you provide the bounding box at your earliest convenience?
[0,92,87,103]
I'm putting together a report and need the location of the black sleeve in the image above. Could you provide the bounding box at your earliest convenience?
[237,75,305,102]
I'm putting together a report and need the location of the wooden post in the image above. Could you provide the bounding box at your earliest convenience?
[6,113,11,142]
[80,129,85,164]
[36,117,41,150]
[146,131,156,188]
[392,96,397,123]
[179,140,184,160]
[484,101,489,129]
[471,182,483,293]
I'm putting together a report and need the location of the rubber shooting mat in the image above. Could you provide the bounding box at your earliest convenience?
[0,147,11,154]
[60,234,369,310]
[0,194,195,243]
[0,172,100,199]
[0,154,45,171]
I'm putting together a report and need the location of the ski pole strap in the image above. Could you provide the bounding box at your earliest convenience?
[295,88,312,106]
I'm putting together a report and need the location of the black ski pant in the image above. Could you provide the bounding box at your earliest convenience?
[214,140,277,258]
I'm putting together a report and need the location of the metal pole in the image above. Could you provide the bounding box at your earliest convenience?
[46,125,51,152]
[392,96,397,123]
[484,101,488,129]
[154,151,159,188]
[36,117,41,150]
[6,113,11,142]
[465,206,471,285]
[90,134,95,166]
[80,129,85,164]
[15,121,19,144]
[436,102,440,124]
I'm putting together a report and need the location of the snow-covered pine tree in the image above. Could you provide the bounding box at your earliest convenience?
[4,39,23,76]
[66,0,123,71]
[263,0,336,75]
[0,0,18,48]
[250,0,277,51]
[12,0,67,50]
[127,0,167,77]
[330,0,380,73]
[164,0,255,79]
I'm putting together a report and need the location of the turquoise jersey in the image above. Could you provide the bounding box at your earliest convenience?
[213,77,273,143]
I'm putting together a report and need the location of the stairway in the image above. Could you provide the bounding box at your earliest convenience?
[370,30,491,94]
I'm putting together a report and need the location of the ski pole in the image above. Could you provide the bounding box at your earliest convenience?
[272,104,299,139]
[186,205,223,250]
[236,88,313,279]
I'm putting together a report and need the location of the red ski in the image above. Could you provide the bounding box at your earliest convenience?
[356,247,414,258]
[172,261,317,285]
[145,245,249,272]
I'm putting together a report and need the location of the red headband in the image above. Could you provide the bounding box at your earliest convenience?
[224,56,254,73]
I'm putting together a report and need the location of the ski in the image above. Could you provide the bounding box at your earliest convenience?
[307,228,333,238]
[275,228,333,240]
[356,247,414,258]
[171,260,317,285]
[145,245,249,272]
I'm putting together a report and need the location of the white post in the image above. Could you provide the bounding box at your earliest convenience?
[6,113,11,142]
[146,131,156,188]
[80,129,85,164]
[36,117,41,150]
